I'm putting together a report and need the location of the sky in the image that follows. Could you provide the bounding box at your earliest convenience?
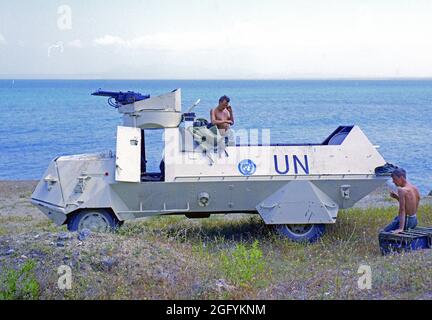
[0,0,432,79]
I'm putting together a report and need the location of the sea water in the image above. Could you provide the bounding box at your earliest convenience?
[0,80,431,195]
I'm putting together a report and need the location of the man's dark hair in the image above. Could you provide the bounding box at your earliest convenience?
[219,95,230,104]
[391,168,407,179]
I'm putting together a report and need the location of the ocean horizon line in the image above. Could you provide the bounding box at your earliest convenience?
[2,77,432,82]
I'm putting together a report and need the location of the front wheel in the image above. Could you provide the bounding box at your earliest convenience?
[275,224,326,243]
[67,209,122,233]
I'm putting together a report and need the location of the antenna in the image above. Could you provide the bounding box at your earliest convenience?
[187,99,201,113]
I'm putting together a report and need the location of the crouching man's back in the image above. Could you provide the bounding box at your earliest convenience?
[383,168,420,233]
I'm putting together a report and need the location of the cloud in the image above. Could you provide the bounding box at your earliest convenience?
[91,23,311,54]
[0,33,6,45]
[66,39,83,48]
[93,33,195,51]
[93,31,240,52]
[93,35,125,47]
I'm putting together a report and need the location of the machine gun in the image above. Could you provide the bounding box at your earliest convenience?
[92,89,150,107]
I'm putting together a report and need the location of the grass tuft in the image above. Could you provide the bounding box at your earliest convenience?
[0,260,40,300]
[220,240,268,287]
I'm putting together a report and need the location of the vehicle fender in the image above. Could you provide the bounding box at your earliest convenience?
[256,180,338,225]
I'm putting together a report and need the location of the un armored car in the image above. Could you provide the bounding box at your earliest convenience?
[31,88,388,242]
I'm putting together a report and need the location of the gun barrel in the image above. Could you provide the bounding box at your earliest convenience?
[91,90,121,97]
[91,89,150,106]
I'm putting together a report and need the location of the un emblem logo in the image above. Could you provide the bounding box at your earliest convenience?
[238,159,257,176]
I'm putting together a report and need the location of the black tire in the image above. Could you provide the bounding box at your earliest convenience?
[275,224,326,243]
[67,209,122,233]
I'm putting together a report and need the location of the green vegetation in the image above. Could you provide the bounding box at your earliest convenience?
[0,215,64,235]
[0,205,431,299]
[220,240,267,287]
[0,260,40,300]
[19,192,32,199]
[0,215,34,224]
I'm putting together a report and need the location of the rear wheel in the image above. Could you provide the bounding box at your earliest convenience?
[275,224,326,243]
[67,209,122,233]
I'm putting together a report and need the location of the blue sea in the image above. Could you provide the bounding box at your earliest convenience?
[0,80,431,195]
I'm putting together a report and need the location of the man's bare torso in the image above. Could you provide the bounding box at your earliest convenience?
[400,183,420,216]
[213,107,232,130]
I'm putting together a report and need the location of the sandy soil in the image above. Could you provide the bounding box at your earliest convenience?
[0,180,41,217]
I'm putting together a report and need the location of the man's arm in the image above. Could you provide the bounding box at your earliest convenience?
[393,188,406,233]
[227,105,234,125]
[390,191,399,201]
[211,108,231,125]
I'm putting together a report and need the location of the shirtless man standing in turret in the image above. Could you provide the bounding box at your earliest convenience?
[210,95,234,135]
[383,168,421,233]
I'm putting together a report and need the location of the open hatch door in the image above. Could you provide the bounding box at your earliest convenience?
[115,126,141,182]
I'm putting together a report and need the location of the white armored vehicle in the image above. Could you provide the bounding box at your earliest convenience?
[31,88,389,242]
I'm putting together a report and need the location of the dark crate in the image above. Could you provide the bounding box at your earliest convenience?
[412,226,432,237]
[378,230,431,255]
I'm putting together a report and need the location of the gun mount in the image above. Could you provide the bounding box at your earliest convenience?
[93,88,182,129]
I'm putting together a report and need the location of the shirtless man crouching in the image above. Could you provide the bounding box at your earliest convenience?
[383,168,420,234]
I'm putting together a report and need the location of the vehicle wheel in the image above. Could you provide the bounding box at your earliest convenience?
[67,209,122,233]
[275,224,326,243]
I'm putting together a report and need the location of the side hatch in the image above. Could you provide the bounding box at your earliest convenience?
[115,126,142,183]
